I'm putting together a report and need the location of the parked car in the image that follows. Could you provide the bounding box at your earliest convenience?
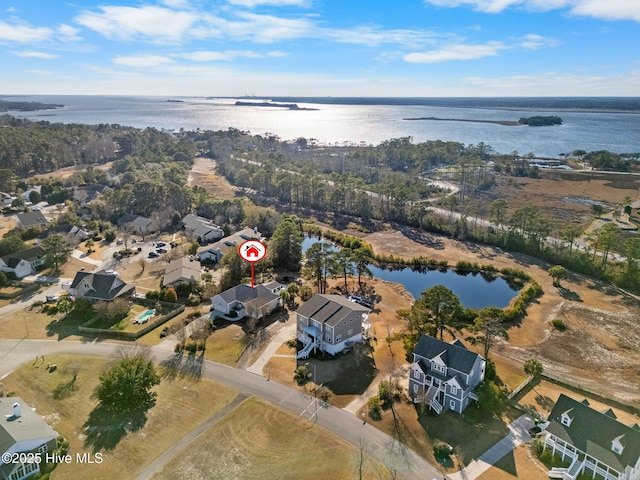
[156,242,166,247]
[45,295,58,303]
[156,248,168,254]
[148,251,159,258]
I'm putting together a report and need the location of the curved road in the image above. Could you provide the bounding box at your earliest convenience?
[0,338,442,480]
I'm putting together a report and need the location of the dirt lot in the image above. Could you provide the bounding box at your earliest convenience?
[0,215,16,237]
[477,444,549,480]
[187,157,236,199]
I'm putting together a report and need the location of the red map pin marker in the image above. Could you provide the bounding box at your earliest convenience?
[238,240,267,288]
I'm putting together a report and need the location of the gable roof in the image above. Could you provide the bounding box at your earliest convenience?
[217,284,278,306]
[198,227,261,258]
[1,246,44,267]
[70,269,134,300]
[546,394,640,472]
[413,335,482,375]
[163,257,201,286]
[16,211,47,228]
[0,397,58,456]
[296,294,370,327]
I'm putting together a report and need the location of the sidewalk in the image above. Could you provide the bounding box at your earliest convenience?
[246,318,297,376]
[448,414,534,480]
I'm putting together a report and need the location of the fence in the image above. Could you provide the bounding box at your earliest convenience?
[78,300,185,340]
[0,281,40,299]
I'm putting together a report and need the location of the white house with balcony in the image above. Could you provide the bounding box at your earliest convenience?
[408,335,485,414]
[543,394,640,480]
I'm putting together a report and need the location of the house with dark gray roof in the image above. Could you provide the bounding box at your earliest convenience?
[0,247,45,279]
[408,335,485,414]
[69,269,135,301]
[0,397,58,480]
[15,211,48,230]
[543,394,640,480]
[211,283,282,321]
[295,294,371,359]
[73,184,112,205]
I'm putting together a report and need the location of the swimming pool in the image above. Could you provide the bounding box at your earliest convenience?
[135,309,155,324]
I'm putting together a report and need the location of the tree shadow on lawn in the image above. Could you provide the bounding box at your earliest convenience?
[159,350,204,382]
[557,286,582,302]
[83,403,152,453]
[416,406,519,467]
[319,353,377,396]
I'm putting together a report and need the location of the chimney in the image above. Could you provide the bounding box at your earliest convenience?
[12,402,22,418]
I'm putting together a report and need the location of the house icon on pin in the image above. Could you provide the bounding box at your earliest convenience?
[245,245,261,258]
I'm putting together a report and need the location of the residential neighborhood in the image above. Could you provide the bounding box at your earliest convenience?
[0,114,637,480]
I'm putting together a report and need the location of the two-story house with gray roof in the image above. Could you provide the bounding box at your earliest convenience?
[69,269,135,302]
[543,394,640,480]
[295,294,371,359]
[197,227,261,263]
[408,335,485,415]
[0,398,58,480]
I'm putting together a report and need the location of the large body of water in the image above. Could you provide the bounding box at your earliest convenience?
[5,95,640,158]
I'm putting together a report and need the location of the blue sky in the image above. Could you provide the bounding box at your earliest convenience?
[1,0,638,96]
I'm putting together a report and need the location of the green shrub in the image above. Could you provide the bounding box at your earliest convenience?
[367,396,381,420]
[551,319,567,331]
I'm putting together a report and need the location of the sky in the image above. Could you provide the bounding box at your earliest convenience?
[0,0,639,97]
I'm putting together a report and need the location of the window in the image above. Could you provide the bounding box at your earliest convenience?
[450,385,458,395]
[561,413,573,427]
[412,369,421,379]
[325,334,331,342]
[432,362,446,374]
[450,400,456,409]
[412,383,419,393]
[37,444,48,453]
[336,335,342,342]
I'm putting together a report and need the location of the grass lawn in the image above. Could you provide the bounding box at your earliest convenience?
[1,354,238,480]
[360,396,522,473]
[152,396,395,480]
[477,444,549,480]
[203,323,246,365]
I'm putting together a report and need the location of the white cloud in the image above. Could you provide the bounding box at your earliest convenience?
[15,51,58,59]
[56,24,82,42]
[404,42,505,63]
[75,6,198,42]
[230,12,315,43]
[160,0,192,7]
[228,0,311,6]
[0,20,52,42]
[423,0,640,21]
[571,0,640,22]
[113,55,174,67]
[519,33,560,49]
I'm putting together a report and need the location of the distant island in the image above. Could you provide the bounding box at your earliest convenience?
[404,115,563,127]
[234,101,318,111]
[167,99,184,103]
[518,115,563,126]
[0,100,63,112]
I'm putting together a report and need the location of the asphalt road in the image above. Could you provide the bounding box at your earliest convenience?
[0,339,442,480]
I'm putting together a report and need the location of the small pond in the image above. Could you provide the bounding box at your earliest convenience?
[302,236,518,309]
